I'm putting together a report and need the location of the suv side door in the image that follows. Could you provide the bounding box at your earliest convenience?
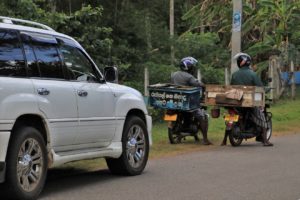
[20,32,78,152]
[57,37,116,148]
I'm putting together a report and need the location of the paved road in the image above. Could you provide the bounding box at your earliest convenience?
[41,134,300,200]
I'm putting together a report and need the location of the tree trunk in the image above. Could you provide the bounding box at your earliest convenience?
[68,0,72,15]
[144,0,152,96]
[114,0,118,26]
[291,61,295,100]
[48,0,56,12]
[170,0,175,65]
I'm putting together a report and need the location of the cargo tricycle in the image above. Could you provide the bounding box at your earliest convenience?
[205,85,272,146]
[148,84,206,144]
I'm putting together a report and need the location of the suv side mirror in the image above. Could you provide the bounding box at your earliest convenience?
[104,66,118,83]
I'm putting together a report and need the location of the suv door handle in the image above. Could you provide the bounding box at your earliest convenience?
[37,88,50,96]
[77,90,88,97]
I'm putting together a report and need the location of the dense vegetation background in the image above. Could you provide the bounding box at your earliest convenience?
[1,0,300,92]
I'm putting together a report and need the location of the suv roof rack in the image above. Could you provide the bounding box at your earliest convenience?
[0,16,55,31]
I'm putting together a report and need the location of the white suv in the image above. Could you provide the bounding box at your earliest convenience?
[0,16,152,200]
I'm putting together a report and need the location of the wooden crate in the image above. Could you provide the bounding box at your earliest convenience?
[204,84,265,107]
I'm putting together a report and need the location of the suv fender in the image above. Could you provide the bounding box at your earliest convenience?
[113,92,151,144]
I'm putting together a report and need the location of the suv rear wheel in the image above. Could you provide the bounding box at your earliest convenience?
[106,116,149,176]
[6,126,47,200]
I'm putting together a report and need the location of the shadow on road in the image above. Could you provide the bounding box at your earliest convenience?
[41,167,118,198]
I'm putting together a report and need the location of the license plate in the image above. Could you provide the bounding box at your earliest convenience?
[164,114,177,121]
[224,114,239,122]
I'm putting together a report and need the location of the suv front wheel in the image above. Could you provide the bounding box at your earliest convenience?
[6,126,48,200]
[106,116,149,176]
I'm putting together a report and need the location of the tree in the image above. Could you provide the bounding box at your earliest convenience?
[0,1,112,70]
[243,0,300,69]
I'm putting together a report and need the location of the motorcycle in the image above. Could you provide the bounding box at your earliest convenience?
[222,102,272,146]
[164,107,208,144]
[148,83,207,144]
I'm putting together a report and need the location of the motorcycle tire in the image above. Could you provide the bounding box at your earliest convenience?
[265,113,272,141]
[168,127,182,144]
[194,134,200,142]
[228,127,243,147]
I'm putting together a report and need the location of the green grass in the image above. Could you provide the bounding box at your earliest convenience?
[56,97,300,171]
[270,99,300,133]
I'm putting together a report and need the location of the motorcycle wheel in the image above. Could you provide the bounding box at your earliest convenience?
[265,114,272,141]
[168,127,182,144]
[194,134,200,142]
[228,127,243,147]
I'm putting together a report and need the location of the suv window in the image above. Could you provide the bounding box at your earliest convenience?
[31,34,64,79]
[0,29,26,77]
[21,33,39,77]
[57,38,99,82]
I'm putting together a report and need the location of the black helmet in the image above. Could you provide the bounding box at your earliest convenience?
[180,57,198,72]
[234,53,251,68]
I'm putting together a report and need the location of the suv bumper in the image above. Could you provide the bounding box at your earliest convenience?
[0,162,5,183]
[0,131,11,183]
[146,115,152,145]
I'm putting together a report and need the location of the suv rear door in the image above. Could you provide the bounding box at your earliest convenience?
[57,37,116,148]
[20,32,78,152]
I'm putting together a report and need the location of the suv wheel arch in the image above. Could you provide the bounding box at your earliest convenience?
[10,115,50,164]
[12,115,48,143]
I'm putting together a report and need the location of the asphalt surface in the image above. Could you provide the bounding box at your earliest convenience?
[40,134,300,200]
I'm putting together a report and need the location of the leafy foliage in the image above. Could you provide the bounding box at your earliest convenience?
[242,0,300,66]
[183,0,300,74]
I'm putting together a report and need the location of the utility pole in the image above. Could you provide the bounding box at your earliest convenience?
[197,69,202,83]
[230,0,242,76]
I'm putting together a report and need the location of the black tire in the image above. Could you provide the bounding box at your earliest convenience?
[168,126,182,144]
[106,116,149,176]
[228,127,243,147]
[266,114,272,141]
[256,114,272,143]
[5,126,47,200]
[194,134,200,142]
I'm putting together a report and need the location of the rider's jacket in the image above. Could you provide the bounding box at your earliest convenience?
[171,71,202,87]
[171,71,206,119]
[231,66,263,86]
[231,66,267,128]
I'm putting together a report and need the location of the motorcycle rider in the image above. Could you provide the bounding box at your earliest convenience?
[171,57,212,145]
[230,52,273,146]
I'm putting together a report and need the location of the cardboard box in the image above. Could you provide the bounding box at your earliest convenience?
[148,83,202,110]
[204,84,265,107]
